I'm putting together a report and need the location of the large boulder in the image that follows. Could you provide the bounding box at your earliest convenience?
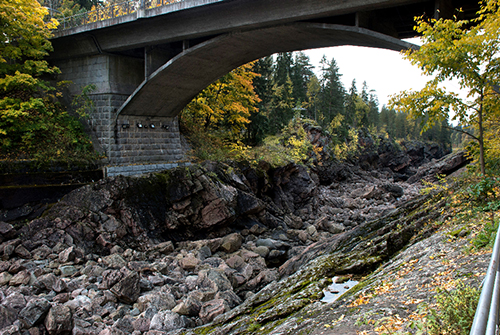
[149,311,185,332]
[408,151,471,183]
[44,305,73,335]
[110,271,141,304]
[220,233,243,253]
[18,298,50,328]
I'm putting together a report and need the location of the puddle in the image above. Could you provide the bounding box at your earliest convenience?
[321,276,359,303]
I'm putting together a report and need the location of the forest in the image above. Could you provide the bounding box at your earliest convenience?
[180,51,454,165]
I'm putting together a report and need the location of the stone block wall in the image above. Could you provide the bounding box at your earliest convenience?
[53,53,186,168]
[110,115,185,166]
[87,93,129,157]
[84,95,185,166]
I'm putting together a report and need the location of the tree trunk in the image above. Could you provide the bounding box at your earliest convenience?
[479,92,486,176]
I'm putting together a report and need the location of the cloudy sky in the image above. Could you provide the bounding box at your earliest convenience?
[301,38,465,110]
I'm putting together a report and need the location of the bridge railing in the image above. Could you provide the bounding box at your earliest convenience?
[144,0,183,9]
[56,0,139,30]
[55,0,184,31]
[469,221,500,335]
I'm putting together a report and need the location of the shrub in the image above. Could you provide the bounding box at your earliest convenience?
[424,282,480,335]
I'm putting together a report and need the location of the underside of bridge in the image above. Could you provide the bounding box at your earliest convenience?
[117,23,418,118]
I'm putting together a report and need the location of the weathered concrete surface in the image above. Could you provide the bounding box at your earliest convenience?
[118,23,417,117]
[51,0,475,57]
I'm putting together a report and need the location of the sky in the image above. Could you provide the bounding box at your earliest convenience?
[301,38,464,109]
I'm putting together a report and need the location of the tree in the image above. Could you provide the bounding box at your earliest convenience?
[318,55,345,127]
[368,92,380,128]
[274,52,293,87]
[290,51,314,106]
[0,0,98,161]
[344,79,357,127]
[248,56,273,144]
[306,75,321,121]
[389,1,500,175]
[0,0,59,151]
[0,0,58,77]
[269,75,294,134]
[181,62,260,137]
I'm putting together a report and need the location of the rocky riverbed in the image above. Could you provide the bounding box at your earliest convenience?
[0,147,473,335]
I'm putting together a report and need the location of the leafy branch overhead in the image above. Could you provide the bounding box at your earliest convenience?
[389,0,500,175]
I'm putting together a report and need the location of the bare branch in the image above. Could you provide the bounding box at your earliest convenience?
[443,125,479,141]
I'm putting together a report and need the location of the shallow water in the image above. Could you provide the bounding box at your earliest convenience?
[321,277,359,303]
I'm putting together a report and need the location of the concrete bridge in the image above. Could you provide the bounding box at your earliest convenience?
[49,0,480,175]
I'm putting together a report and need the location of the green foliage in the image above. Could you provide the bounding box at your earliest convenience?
[327,114,359,160]
[248,56,274,144]
[316,55,345,127]
[184,49,452,165]
[378,106,451,149]
[0,0,99,162]
[0,93,98,161]
[268,75,295,134]
[422,173,500,253]
[72,84,97,118]
[251,116,319,167]
[389,0,500,175]
[467,176,498,204]
[276,115,315,163]
[291,51,314,106]
[471,218,498,250]
[180,127,251,163]
[0,0,59,77]
[412,282,480,335]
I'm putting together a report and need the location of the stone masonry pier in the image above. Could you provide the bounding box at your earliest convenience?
[56,54,186,173]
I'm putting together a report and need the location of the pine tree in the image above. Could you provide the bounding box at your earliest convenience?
[368,92,380,128]
[306,75,321,122]
[269,75,294,134]
[345,79,358,127]
[318,56,345,127]
[248,56,274,144]
[290,51,314,107]
[274,52,293,87]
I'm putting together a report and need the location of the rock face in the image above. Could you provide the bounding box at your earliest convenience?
[356,134,451,180]
[0,148,465,335]
[408,150,471,183]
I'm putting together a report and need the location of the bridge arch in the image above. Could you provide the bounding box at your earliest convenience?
[117,22,417,118]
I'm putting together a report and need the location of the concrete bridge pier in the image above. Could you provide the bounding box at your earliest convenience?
[55,53,187,176]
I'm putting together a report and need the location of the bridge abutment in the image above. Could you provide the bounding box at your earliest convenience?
[112,115,184,166]
[54,53,186,173]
